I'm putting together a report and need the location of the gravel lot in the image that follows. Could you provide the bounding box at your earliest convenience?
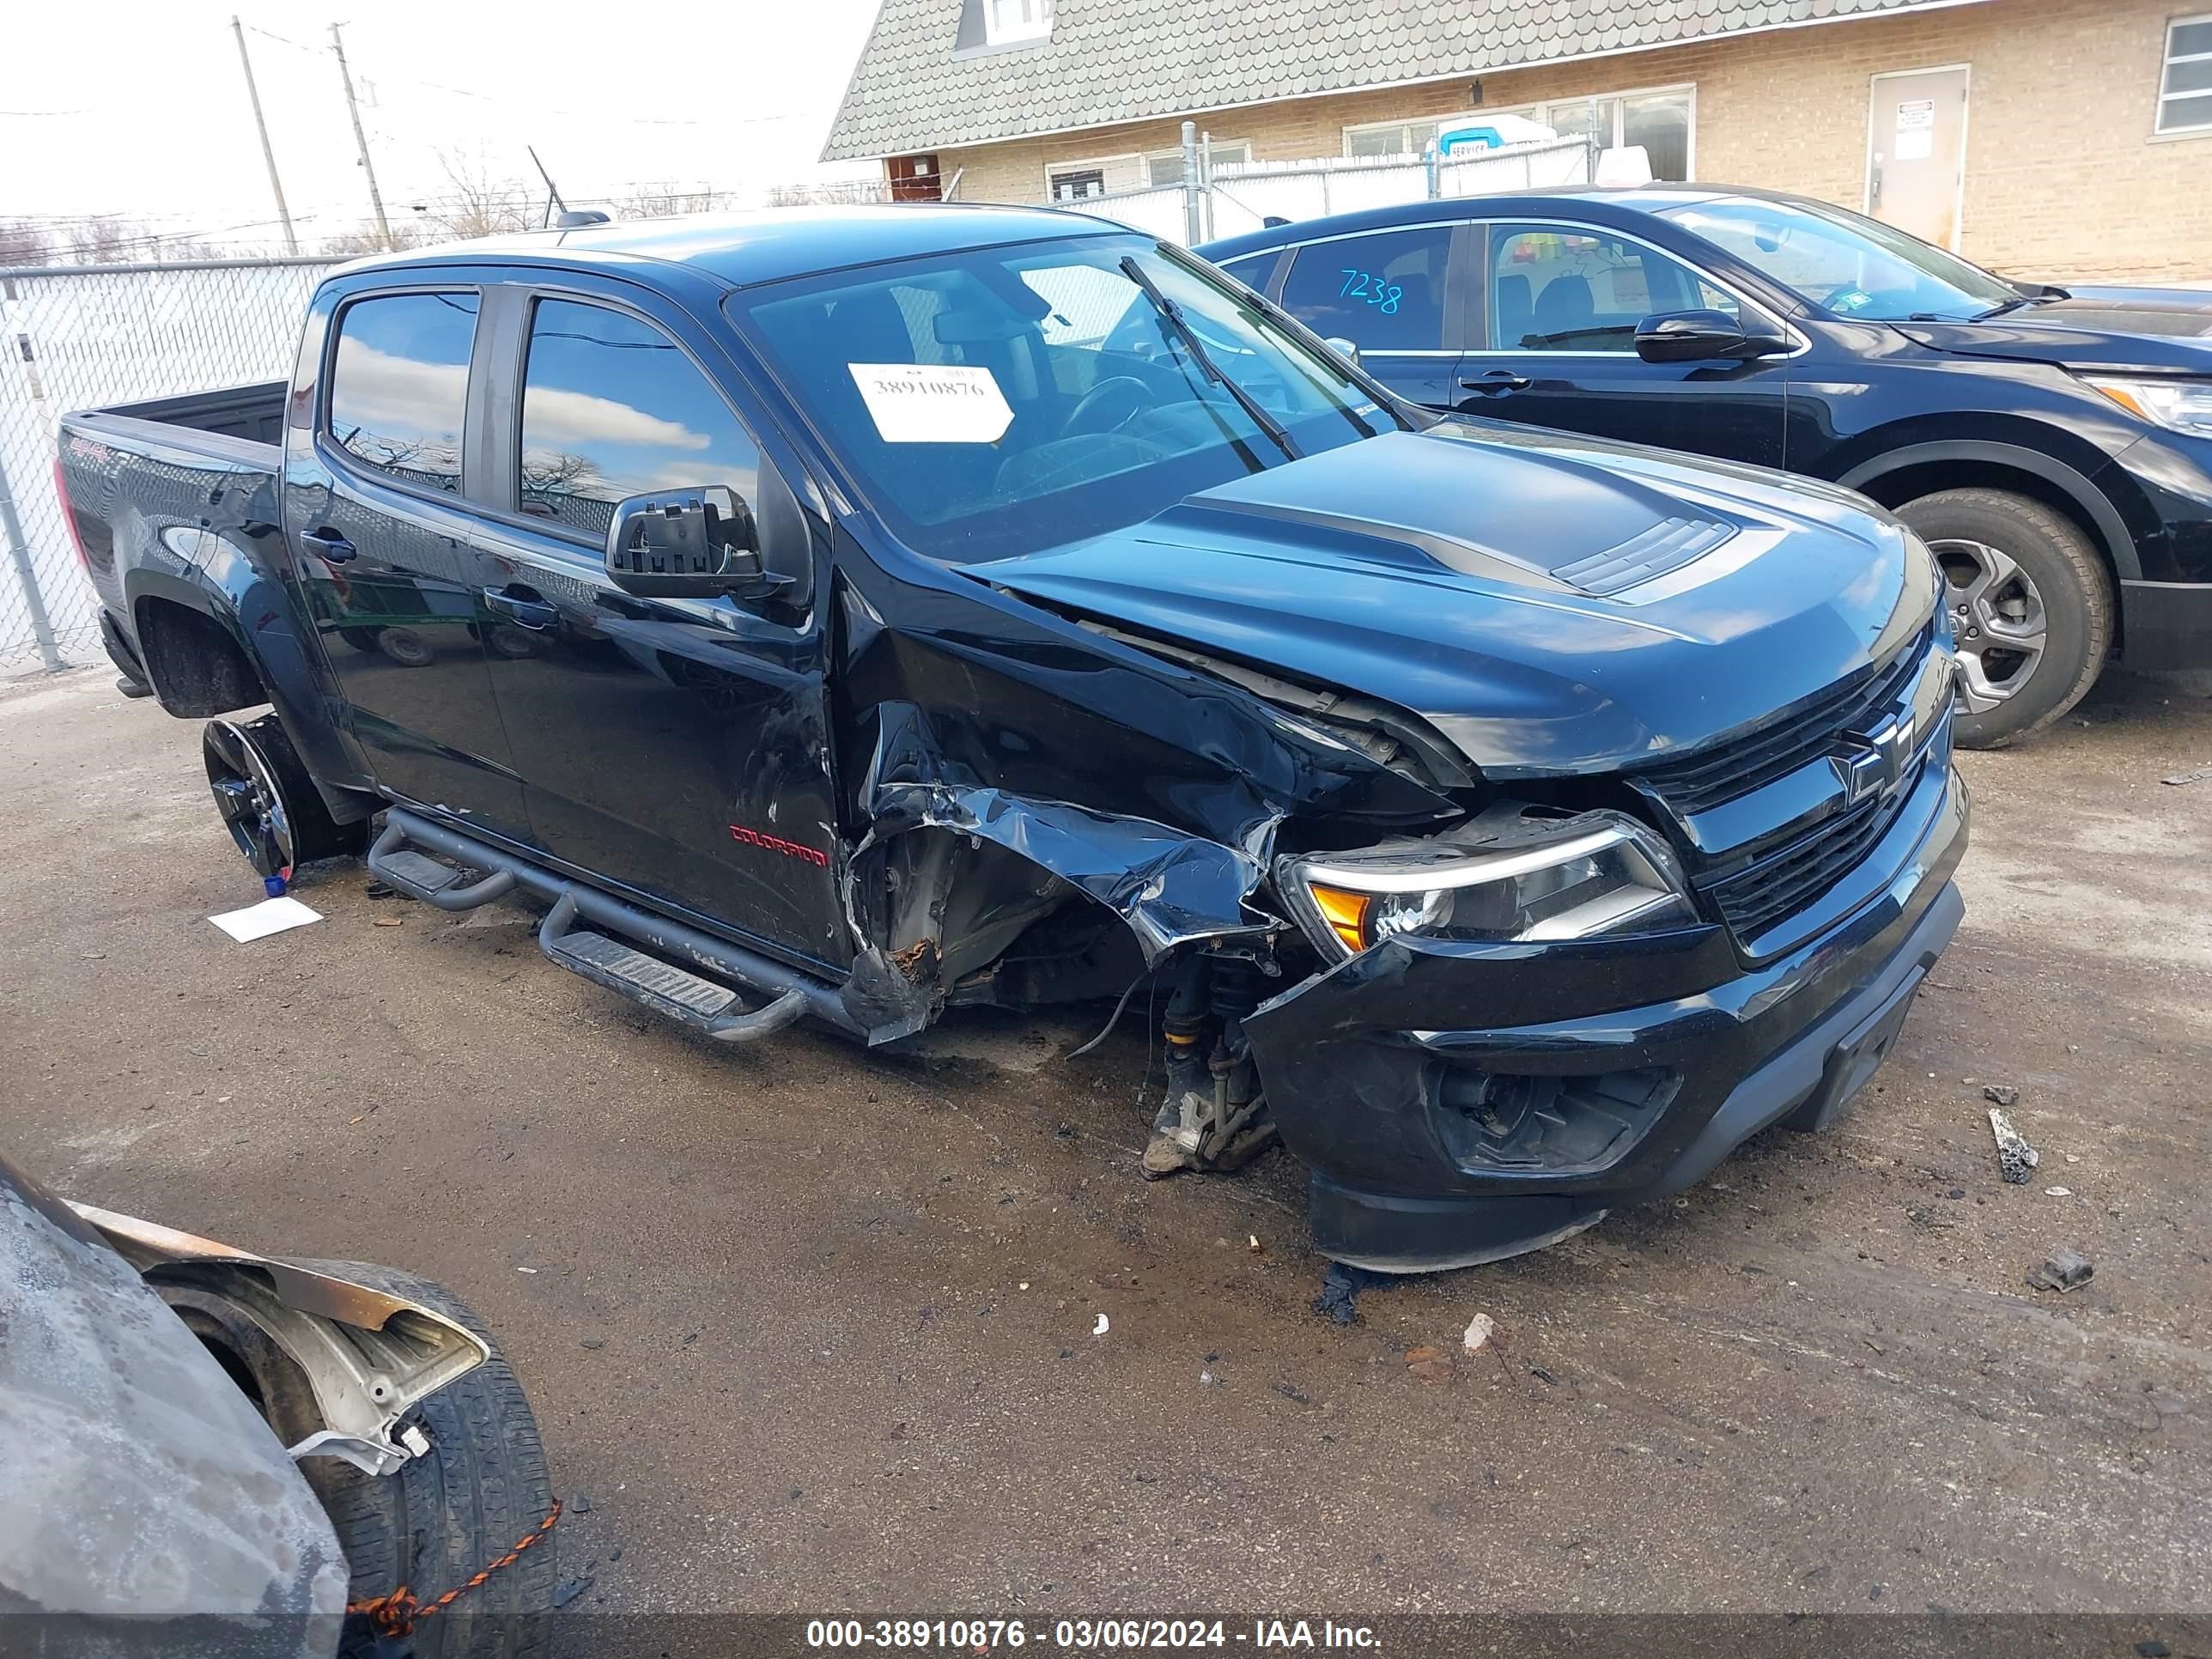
[4,663,2208,1630]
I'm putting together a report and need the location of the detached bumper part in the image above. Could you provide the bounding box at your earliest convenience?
[1249,769,1968,1273]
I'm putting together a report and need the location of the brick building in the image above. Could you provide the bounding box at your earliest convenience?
[822,0,2212,281]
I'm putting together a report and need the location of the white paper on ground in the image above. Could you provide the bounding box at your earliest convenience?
[209,896,324,942]
[848,362,1014,444]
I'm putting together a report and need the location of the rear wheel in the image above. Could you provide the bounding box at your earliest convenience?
[171,1267,559,1659]
[1899,488,2113,748]
[203,714,365,876]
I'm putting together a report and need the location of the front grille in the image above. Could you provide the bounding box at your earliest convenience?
[1635,622,1934,817]
[1701,755,1927,945]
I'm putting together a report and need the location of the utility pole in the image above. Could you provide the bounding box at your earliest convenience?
[328,22,392,250]
[230,16,298,255]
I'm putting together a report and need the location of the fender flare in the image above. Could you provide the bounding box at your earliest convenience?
[1837,441,2141,581]
[121,562,230,629]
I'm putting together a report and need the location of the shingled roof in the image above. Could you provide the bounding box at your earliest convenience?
[823,0,1993,160]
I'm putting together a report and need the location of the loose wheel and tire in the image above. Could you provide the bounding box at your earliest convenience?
[203,714,366,876]
[1899,488,2114,749]
[169,1267,559,1659]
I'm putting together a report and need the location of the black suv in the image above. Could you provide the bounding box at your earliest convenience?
[1203,185,2212,746]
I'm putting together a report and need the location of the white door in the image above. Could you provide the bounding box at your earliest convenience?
[1866,65,1970,249]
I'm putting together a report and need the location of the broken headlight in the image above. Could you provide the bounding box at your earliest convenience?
[1280,807,1696,961]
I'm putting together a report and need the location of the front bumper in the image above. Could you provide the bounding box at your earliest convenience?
[1244,764,1969,1273]
[2111,430,2212,670]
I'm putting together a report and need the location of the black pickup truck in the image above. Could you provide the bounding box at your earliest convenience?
[58,206,1966,1272]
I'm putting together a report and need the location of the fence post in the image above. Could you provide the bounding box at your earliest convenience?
[1180,121,1203,245]
[1425,139,1442,199]
[0,453,64,673]
[1200,131,1216,241]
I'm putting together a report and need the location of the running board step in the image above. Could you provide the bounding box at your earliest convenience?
[537,890,806,1045]
[368,822,515,912]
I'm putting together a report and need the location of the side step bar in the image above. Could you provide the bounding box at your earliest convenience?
[372,807,866,1042]
[368,823,515,912]
[538,893,806,1045]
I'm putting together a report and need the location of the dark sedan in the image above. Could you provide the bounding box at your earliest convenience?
[1201,186,2212,746]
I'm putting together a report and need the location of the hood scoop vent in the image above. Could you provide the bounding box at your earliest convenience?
[1553,515,1735,597]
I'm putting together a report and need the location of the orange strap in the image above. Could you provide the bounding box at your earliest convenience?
[346,1496,562,1638]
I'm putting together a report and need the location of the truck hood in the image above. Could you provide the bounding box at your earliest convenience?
[1893,288,2212,373]
[986,424,1933,779]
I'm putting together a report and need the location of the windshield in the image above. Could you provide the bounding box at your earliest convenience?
[731,234,1394,563]
[1658,196,2021,321]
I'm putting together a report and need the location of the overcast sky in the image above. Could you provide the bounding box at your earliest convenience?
[0,0,884,252]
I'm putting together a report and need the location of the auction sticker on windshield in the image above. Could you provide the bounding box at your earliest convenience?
[849,363,1014,443]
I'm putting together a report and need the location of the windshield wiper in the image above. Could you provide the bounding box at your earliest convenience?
[1118,255,1301,461]
[1974,284,2069,321]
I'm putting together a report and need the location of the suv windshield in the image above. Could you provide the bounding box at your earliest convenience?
[1659,196,2021,322]
[732,234,1395,563]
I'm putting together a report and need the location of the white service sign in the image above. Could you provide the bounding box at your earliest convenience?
[848,363,1014,444]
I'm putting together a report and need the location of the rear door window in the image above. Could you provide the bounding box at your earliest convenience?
[517,298,763,542]
[1276,227,1454,352]
[326,291,478,493]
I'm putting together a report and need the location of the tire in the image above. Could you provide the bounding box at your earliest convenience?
[484,623,541,660]
[204,713,368,876]
[338,627,384,653]
[171,1266,559,1659]
[377,627,436,668]
[1899,488,2114,749]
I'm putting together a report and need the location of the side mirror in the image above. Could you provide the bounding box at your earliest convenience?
[1322,335,1362,367]
[1634,309,1790,364]
[603,486,789,601]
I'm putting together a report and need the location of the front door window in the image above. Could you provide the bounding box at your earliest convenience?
[1487,225,1737,352]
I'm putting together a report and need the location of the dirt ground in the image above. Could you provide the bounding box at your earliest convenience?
[3,662,2208,1627]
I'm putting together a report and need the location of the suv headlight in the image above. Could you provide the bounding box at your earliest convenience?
[1279,806,1697,962]
[2081,374,2212,440]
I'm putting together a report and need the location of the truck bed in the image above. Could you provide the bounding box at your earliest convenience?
[57,383,291,634]
[82,381,289,448]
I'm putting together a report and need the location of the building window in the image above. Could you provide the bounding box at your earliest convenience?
[1346,84,1697,179]
[1146,142,1249,187]
[1344,118,1449,158]
[1047,143,1249,199]
[2161,13,2212,134]
[984,0,1052,46]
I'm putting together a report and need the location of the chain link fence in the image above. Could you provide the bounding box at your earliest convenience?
[0,257,337,675]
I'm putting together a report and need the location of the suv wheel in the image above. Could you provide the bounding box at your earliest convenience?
[1899,488,2113,749]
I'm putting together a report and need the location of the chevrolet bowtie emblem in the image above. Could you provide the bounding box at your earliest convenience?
[1832,709,1917,806]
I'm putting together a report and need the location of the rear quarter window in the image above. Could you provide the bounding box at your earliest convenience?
[326,291,478,493]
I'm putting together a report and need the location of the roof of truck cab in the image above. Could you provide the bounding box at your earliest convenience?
[334,204,1126,290]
